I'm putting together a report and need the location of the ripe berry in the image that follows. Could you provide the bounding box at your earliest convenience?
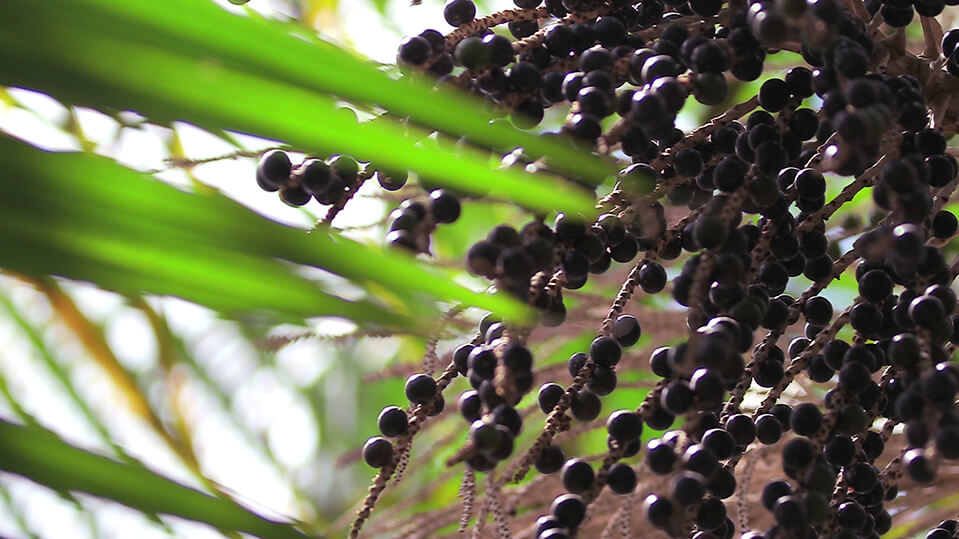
[377,406,409,437]
[502,344,532,372]
[773,495,806,530]
[279,185,311,207]
[611,315,642,347]
[470,420,501,454]
[755,414,783,444]
[607,410,642,442]
[904,448,937,482]
[858,269,893,303]
[932,210,958,239]
[691,368,724,406]
[444,0,476,26]
[683,444,719,479]
[803,296,833,325]
[910,295,945,328]
[538,383,564,413]
[606,462,637,494]
[468,346,496,379]
[492,404,521,436]
[298,159,331,195]
[782,437,815,471]
[363,437,394,468]
[644,493,674,529]
[535,444,565,474]
[568,352,588,377]
[790,403,823,436]
[455,36,490,69]
[724,414,756,446]
[844,462,878,492]
[661,380,694,414]
[639,261,667,293]
[570,389,601,421]
[405,373,437,405]
[701,428,735,460]
[839,360,872,394]
[329,154,359,183]
[590,335,622,366]
[397,36,432,66]
[551,494,586,528]
[759,78,789,112]
[561,458,594,493]
[429,190,461,223]
[459,390,482,422]
[256,149,292,191]
[671,471,707,505]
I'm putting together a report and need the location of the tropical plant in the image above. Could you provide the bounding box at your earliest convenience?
[2,0,959,538]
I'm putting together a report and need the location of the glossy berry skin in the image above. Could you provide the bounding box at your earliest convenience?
[590,336,622,366]
[550,494,586,528]
[405,373,437,405]
[699,428,734,462]
[904,448,937,482]
[910,295,945,329]
[932,210,958,239]
[646,438,676,475]
[561,458,594,493]
[611,315,642,347]
[534,515,563,538]
[538,383,564,413]
[755,414,782,444]
[397,36,432,66]
[803,296,833,325]
[377,406,409,437]
[298,159,331,195]
[644,493,674,529]
[444,0,476,26]
[762,480,792,511]
[606,462,637,494]
[844,462,878,492]
[858,269,893,303]
[459,390,482,422]
[329,154,359,183]
[773,495,806,530]
[256,150,292,192]
[455,36,489,69]
[470,420,502,455]
[639,262,667,293]
[790,403,823,436]
[279,185,311,207]
[782,438,815,470]
[535,444,565,474]
[670,471,707,505]
[429,190,461,223]
[606,410,642,442]
[725,414,757,446]
[363,437,394,468]
[570,389,602,421]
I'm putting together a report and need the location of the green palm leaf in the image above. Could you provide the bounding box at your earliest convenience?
[0,420,310,539]
[0,0,603,215]
[0,134,528,325]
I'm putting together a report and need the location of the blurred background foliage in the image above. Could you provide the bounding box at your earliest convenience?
[0,1,956,538]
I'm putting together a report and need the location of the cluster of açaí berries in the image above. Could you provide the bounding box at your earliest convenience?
[255,149,361,207]
[384,189,463,253]
[347,0,959,537]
